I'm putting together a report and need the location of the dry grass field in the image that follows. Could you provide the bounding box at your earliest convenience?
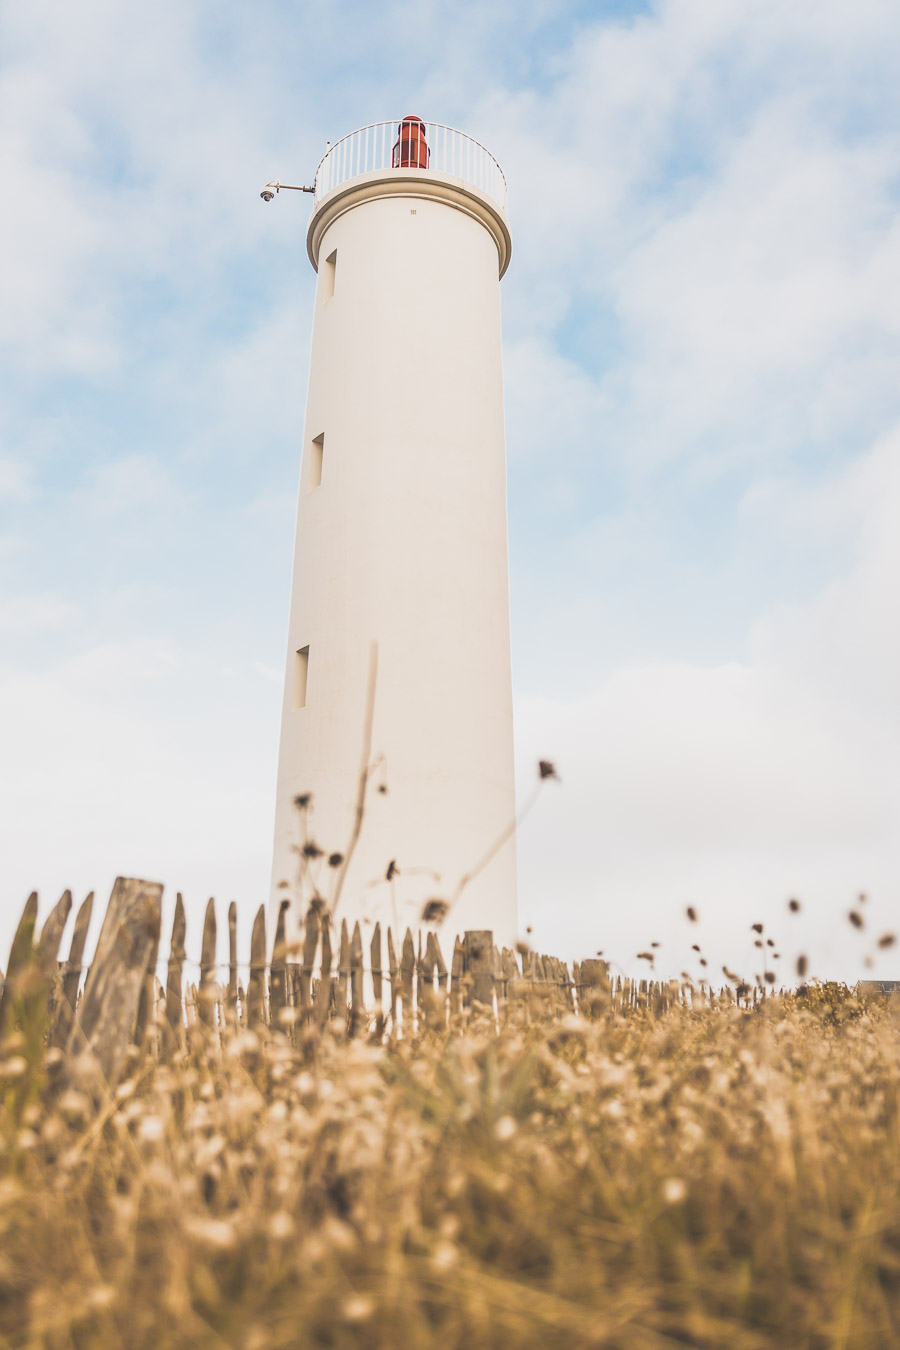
[2,984,900,1349]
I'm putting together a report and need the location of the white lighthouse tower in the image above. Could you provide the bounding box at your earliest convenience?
[269,118,517,947]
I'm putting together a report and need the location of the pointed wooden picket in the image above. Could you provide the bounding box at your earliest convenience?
[350,922,364,1035]
[387,926,399,1029]
[199,897,218,1029]
[51,892,94,1049]
[0,892,38,1040]
[248,905,267,1029]
[314,918,333,1026]
[370,923,384,1037]
[166,894,186,1035]
[227,902,238,1023]
[270,901,289,1020]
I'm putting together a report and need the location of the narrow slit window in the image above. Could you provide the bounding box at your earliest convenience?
[308,433,324,490]
[293,646,309,709]
[323,249,337,300]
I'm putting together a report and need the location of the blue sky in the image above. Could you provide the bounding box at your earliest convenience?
[1,0,899,984]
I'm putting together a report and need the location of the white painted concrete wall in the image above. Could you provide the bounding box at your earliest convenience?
[270,169,518,948]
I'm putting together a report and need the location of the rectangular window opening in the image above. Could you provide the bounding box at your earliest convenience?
[308,433,324,491]
[293,645,309,709]
[323,249,337,300]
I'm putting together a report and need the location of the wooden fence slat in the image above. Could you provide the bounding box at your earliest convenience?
[248,905,267,1029]
[314,918,333,1026]
[51,891,94,1049]
[370,922,384,1037]
[415,931,426,1012]
[66,877,163,1090]
[450,935,464,1015]
[38,890,73,1034]
[134,897,163,1051]
[0,892,39,1039]
[431,931,448,990]
[38,890,72,968]
[300,905,320,1011]
[350,921,364,1035]
[400,928,415,1021]
[165,894,186,1035]
[199,897,218,1028]
[387,927,399,1029]
[336,919,350,1018]
[270,900,289,1021]
[464,930,494,1008]
[227,902,238,1022]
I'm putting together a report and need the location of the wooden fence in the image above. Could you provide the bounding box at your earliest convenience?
[0,877,757,1092]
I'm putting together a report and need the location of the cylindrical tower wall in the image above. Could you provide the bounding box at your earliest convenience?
[271,167,517,947]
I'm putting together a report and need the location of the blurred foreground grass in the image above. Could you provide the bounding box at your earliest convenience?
[2,990,900,1349]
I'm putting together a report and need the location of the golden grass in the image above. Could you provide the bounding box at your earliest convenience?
[2,991,900,1349]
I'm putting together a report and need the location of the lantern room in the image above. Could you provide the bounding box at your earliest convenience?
[392,116,430,169]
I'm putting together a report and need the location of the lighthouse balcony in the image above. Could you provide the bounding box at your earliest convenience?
[313,120,508,215]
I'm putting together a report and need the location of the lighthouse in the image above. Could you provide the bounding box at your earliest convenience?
[268,118,517,947]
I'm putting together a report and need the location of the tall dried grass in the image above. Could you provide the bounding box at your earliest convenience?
[2,990,900,1348]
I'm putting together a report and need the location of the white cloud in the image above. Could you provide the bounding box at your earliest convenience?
[515,426,900,979]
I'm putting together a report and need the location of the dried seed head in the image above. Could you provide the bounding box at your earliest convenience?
[692,944,701,952]
[764,971,776,984]
[637,952,654,962]
[294,794,312,809]
[754,940,763,949]
[385,860,398,881]
[421,899,449,924]
[849,911,864,929]
[328,852,344,868]
[686,906,698,922]
[302,841,323,859]
[878,934,896,949]
[699,958,708,967]
[766,938,775,947]
[788,898,801,913]
[797,955,808,978]
[538,760,558,780]
[751,923,764,934]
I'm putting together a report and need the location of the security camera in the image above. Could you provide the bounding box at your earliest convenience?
[260,183,277,202]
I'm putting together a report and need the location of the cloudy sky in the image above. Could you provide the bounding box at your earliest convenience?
[1,0,898,984]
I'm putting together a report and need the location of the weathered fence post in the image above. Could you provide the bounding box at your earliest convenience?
[66,877,163,1091]
[464,931,494,1009]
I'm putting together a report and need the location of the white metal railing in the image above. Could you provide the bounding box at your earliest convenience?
[313,121,507,212]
